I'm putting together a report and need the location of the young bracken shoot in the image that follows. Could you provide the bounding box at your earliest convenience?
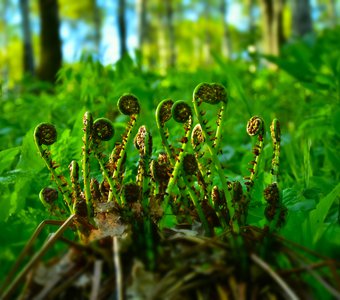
[1,83,339,300]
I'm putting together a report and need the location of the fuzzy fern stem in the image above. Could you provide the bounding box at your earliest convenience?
[34,123,73,212]
[193,83,238,233]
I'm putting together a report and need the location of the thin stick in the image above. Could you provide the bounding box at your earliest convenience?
[90,260,103,300]
[250,253,300,300]
[0,219,65,294]
[113,236,123,300]
[1,214,75,300]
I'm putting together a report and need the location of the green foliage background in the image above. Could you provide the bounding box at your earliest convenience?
[0,27,340,297]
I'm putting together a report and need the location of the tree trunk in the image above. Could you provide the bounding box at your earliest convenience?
[260,0,285,56]
[19,0,34,76]
[220,0,232,58]
[91,0,101,54]
[328,0,337,27]
[118,0,127,58]
[292,0,313,37]
[203,0,212,65]
[137,0,147,51]
[165,0,176,68]
[37,0,62,83]
[247,0,257,44]
[1,0,10,83]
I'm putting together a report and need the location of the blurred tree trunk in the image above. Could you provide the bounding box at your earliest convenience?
[19,0,34,76]
[328,0,337,27]
[1,0,10,82]
[118,0,127,58]
[37,0,62,83]
[260,0,285,55]
[292,0,313,37]
[203,0,212,65]
[137,0,147,60]
[220,0,232,58]
[247,0,257,44]
[91,0,101,54]
[165,0,176,68]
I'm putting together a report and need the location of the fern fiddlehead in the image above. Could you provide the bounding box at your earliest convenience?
[108,94,140,204]
[193,83,237,232]
[91,118,119,202]
[245,116,265,191]
[82,112,94,218]
[270,118,280,184]
[264,119,287,230]
[34,123,73,212]
[155,99,175,163]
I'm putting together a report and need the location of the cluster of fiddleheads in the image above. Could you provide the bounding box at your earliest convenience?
[34,83,286,240]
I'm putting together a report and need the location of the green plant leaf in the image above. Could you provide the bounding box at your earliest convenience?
[307,182,340,244]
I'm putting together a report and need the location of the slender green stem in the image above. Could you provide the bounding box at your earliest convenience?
[82,112,93,219]
[34,124,73,212]
[270,119,281,183]
[155,99,175,164]
[108,115,138,204]
[193,99,237,232]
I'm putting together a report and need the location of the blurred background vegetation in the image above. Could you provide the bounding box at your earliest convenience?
[0,0,340,292]
[1,0,339,83]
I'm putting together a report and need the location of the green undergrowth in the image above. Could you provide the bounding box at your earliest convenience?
[0,28,340,298]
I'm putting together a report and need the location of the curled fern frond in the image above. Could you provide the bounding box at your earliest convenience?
[156,99,174,127]
[108,95,141,204]
[134,125,152,157]
[171,101,192,123]
[191,124,205,150]
[134,126,153,205]
[155,99,175,163]
[193,83,236,232]
[270,119,281,183]
[118,94,140,115]
[34,123,73,212]
[247,116,264,137]
[182,154,198,175]
[245,116,265,190]
[263,183,287,229]
[39,187,58,210]
[193,83,227,105]
[34,123,57,146]
[92,118,115,142]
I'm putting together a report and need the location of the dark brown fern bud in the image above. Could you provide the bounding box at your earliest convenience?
[171,100,192,123]
[118,94,140,115]
[34,123,57,146]
[123,183,141,203]
[39,187,58,207]
[183,154,198,175]
[156,99,174,126]
[75,196,88,218]
[193,83,227,105]
[246,116,264,137]
[134,125,152,156]
[90,178,102,201]
[92,118,115,141]
[191,124,205,149]
[263,183,280,205]
[150,158,170,183]
[270,118,281,143]
[232,181,243,204]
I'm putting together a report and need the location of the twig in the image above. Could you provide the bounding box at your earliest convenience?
[250,253,300,300]
[113,236,123,300]
[1,214,76,300]
[90,260,103,300]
